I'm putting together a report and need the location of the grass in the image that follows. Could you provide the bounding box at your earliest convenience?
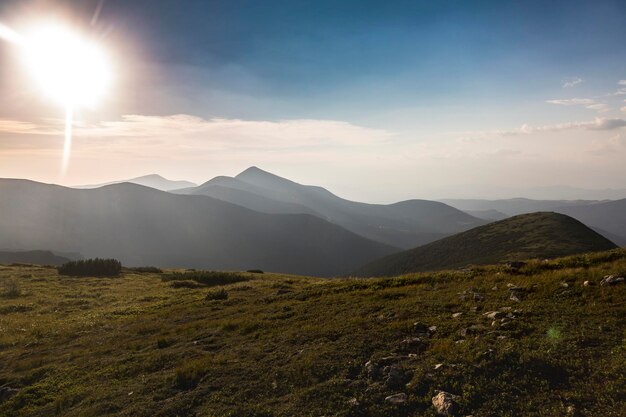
[0,250,624,416]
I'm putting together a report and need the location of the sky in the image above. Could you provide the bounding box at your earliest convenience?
[0,0,626,202]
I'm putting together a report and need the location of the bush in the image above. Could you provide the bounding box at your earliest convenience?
[57,258,122,277]
[205,288,228,301]
[3,278,21,298]
[170,280,201,289]
[128,266,162,273]
[247,269,264,274]
[162,271,249,287]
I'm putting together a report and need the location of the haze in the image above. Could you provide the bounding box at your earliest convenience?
[1,0,626,202]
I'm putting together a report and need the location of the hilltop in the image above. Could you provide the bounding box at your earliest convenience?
[0,250,624,416]
[355,212,617,277]
[176,167,485,249]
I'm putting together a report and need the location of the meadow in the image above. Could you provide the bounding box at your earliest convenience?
[0,250,625,416]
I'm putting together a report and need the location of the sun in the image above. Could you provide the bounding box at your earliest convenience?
[22,24,111,108]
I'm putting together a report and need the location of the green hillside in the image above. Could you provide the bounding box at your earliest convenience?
[355,212,617,277]
[1,250,625,416]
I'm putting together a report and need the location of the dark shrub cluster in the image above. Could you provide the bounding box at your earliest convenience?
[246,269,264,274]
[205,288,228,301]
[162,270,250,287]
[128,266,163,273]
[57,258,122,277]
[170,280,201,289]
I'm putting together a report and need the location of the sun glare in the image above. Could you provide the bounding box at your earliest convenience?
[22,24,111,107]
[0,22,113,174]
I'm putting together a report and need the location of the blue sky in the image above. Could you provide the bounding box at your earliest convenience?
[0,0,625,200]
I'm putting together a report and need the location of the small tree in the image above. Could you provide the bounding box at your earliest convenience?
[57,258,122,277]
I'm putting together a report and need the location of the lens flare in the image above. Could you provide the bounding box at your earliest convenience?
[0,21,111,175]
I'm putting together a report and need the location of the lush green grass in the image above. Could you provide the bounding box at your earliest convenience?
[355,212,618,277]
[0,250,625,416]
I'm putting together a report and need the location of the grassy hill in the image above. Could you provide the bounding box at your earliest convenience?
[0,250,625,416]
[354,212,617,277]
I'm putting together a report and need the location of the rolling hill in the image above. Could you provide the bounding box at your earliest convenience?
[0,179,396,276]
[76,174,197,191]
[554,199,626,246]
[176,167,485,248]
[354,212,618,277]
[0,250,71,266]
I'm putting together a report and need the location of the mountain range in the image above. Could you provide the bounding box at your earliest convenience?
[0,179,400,276]
[354,212,618,277]
[175,167,485,249]
[76,174,197,191]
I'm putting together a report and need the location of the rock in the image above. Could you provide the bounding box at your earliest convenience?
[413,321,430,334]
[385,392,407,405]
[0,387,19,402]
[452,312,463,318]
[347,397,359,406]
[434,363,444,370]
[600,275,625,286]
[398,337,426,353]
[473,292,485,301]
[432,390,459,415]
[484,311,504,320]
[506,261,526,270]
[382,365,408,389]
[583,280,593,286]
[560,282,569,288]
[365,360,380,379]
[429,325,438,333]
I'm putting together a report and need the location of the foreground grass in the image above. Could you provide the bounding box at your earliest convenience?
[0,251,624,416]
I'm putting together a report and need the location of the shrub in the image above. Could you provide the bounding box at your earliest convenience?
[170,280,201,289]
[128,266,162,273]
[174,358,209,390]
[247,269,264,274]
[3,278,21,298]
[57,258,122,277]
[205,288,228,301]
[162,271,249,287]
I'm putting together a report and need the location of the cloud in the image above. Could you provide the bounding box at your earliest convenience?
[0,114,394,158]
[589,134,626,156]
[619,80,626,86]
[546,98,595,105]
[0,119,60,135]
[561,77,583,88]
[546,98,611,112]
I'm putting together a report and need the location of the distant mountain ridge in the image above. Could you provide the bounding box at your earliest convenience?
[0,179,396,276]
[176,167,486,248]
[76,174,197,191]
[0,250,71,266]
[354,212,618,277]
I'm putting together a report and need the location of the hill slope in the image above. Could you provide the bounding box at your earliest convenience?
[0,179,396,276]
[554,199,626,246]
[354,212,617,277]
[0,250,624,416]
[178,167,485,248]
[76,174,197,191]
[0,250,71,266]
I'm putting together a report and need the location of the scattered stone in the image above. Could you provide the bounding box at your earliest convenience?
[434,363,444,370]
[432,390,459,415]
[560,282,569,288]
[492,285,498,290]
[365,360,380,379]
[455,339,465,344]
[413,321,430,334]
[382,365,409,389]
[429,325,438,333]
[347,398,359,406]
[583,280,593,287]
[452,312,463,318]
[506,283,517,288]
[0,387,20,402]
[484,311,504,320]
[600,275,625,286]
[497,335,507,340]
[398,337,426,353]
[385,392,407,405]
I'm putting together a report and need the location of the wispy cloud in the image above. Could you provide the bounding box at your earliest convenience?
[561,77,583,88]
[619,80,626,86]
[546,98,610,112]
[0,114,394,158]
